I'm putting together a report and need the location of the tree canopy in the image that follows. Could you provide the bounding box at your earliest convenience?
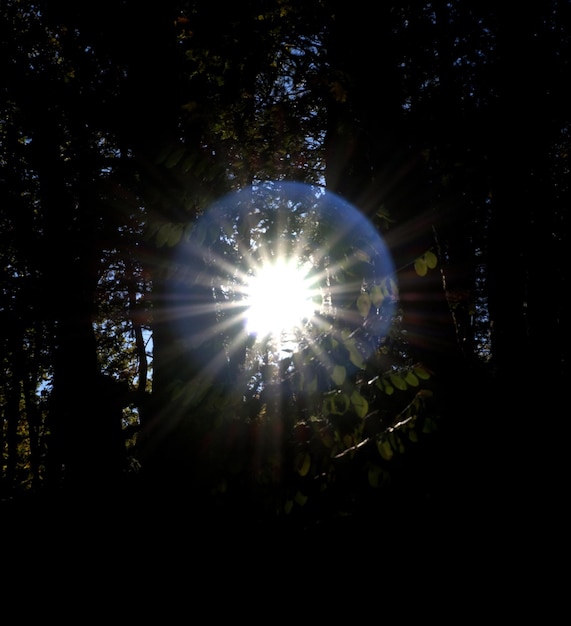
[1,0,568,552]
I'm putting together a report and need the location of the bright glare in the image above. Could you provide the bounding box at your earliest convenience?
[245,258,316,338]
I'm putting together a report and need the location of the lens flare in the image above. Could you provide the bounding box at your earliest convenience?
[168,181,397,374]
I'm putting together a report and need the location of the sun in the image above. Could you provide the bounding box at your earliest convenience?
[244,257,318,339]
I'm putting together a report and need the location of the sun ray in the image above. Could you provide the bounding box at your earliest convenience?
[167,181,397,388]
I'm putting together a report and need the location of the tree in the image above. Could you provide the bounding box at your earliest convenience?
[1,1,567,538]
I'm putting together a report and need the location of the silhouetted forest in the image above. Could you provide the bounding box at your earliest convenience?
[1,1,568,579]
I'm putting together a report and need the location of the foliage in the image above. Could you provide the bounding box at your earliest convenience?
[1,0,568,531]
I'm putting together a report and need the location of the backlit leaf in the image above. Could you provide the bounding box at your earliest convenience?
[167,223,183,246]
[370,284,384,307]
[382,379,394,395]
[295,452,311,477]
[377,438,393,461]
[425,250,438,269]
[413,364,431,380]
[348,346,366,369]
[405,371,420,387]
[357,293,371,317]
[368,465,382,488]
[351,390,369,418]
[390,374,407,391]
[331,365,346,386]
[165,146,186,168]
[294,491,308,506]
[414,257,428,276]
[156,223,172,247]
[324,392,350,415]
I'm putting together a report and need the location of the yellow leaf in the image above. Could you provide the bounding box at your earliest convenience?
[414,257,428,276]
[425,250,438,269]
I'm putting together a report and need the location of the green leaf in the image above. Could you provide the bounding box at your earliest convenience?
[155,223,172,247]
[305,375,318,393]
[368,464,383,488]
[167,223,183,247]
[348,346,366,369]
[331,365,346,386]
[295,452,311,477]
[357,293,371,317]
[326,392,350,415]
[381,379,394,395]
[165,146,186,168]
[413,364,431,380]
[377,438,393,461]
[294,491,308,506]
[405,371,420,387]
[370,285,384,308]
[390,374,407,391]
[351,390,369,418]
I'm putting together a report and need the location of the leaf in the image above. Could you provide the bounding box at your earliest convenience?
[165,146,186,168]
[334,393,350,415]
[368,465,383,488]
[425,250,438,269]
[295,452,311,477]
[416,389,434,398]
[381,379,394,395]
[404,371,420,387]
[343,433,354,448]
[155,223,175,247]
[294,491,308,506]
[414,257,428,277]
[323,392,350,415]
[390,374,407,391]
[348,346,366,369]
[305,375,318,393]
[357,293,371,318]
[351,390,369,418]
[377,438,393,461]
[331,365,346,386]
[413,364,431,380]
[370,285,384,308]
[167,223,183,247]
